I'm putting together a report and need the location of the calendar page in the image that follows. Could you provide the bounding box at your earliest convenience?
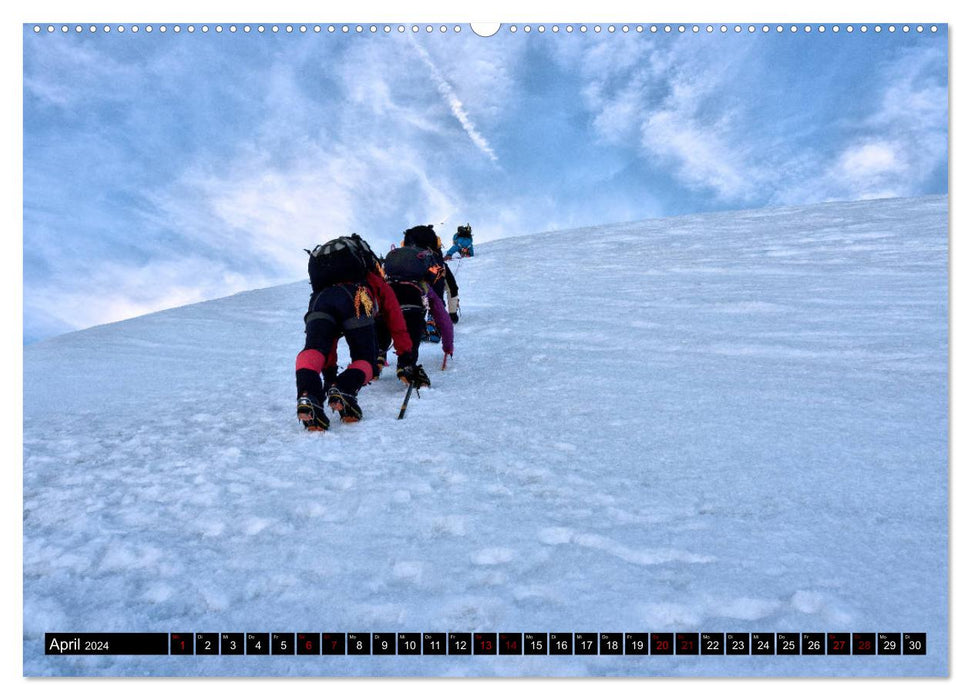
[22,7,949,679]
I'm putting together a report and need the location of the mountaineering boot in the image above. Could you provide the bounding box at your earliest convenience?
[424,317,441,344]
[297,393,329,431]
[322,366,338,394]
[397,363,431,389]
[326,386,363,423]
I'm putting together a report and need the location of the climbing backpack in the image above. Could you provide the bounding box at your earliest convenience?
[306,236,369,291]
[384,245,436,283]
[403,225,441,251]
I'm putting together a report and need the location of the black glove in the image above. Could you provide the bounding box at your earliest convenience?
[396,363,431,389]
[397,349,418,368]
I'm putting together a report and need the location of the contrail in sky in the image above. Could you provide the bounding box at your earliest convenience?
[412,40,499,164]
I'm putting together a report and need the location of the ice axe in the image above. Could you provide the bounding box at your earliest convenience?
[397,381,416,419]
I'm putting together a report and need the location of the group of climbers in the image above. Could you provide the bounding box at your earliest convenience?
[294,223,473,431]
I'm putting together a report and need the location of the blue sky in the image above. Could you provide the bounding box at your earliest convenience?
[22,23,948,343]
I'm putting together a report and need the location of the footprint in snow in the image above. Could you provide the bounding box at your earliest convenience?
[538,527,715,566]
[141,582,175,604]
[431,515,466,537]
[243,518,273,536]
[713,596,782,621]
[392,561,424,582]
[471,547,516,565]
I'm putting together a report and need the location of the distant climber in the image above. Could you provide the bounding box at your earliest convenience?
[403,224,461,324]
[444,223,474,260]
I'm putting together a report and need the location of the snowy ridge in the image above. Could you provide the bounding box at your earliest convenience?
[23,196,947,676]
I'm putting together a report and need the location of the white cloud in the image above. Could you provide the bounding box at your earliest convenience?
[837,141,901,179]
[775,44,947,204]
[24,39,143,108]
[416,33,526,135]
[567,36,766,203]
[27,33,514,338]
[24,28,948,342]
[154,140,460,280]
[410,39,500,164]
[641,110,753,201]
[26,257,270,333]
[827,140,909,199]
[561,34,947,208]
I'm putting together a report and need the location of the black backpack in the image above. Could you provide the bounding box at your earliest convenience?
[384,245,435,282]
[456,223,472,239]
[403,225,440,251]
[306,236,369,291]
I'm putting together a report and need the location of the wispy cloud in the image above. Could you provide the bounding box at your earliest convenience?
[160,144,459,266]
[24,133,465,341]
[561,33,947,208]
[775,43,948,204]
[411,39,500,164]
[23,29,948,342]
[25,257,269,337]
[23,37,143,108]
[570,36,766,203]
[640,104,755,202]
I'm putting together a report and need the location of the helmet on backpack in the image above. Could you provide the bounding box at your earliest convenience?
[402,224,441,251]
[346,233,384,276]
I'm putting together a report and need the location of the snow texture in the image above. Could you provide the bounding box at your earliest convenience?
[23,196,947,676]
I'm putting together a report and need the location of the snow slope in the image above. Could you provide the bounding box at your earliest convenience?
[23,196,948,676]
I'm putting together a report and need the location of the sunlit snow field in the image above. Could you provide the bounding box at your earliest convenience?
[23,196,947,676]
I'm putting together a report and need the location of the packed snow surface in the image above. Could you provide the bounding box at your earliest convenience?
[23,196,948,676]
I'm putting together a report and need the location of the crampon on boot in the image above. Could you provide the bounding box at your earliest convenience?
[423,317,441,344]
[326,386,363,423]
[297,393,330,432]
[397,364,431,389]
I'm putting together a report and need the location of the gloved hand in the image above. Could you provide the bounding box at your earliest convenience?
[397,349,418,368]
[396,363,431,388]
